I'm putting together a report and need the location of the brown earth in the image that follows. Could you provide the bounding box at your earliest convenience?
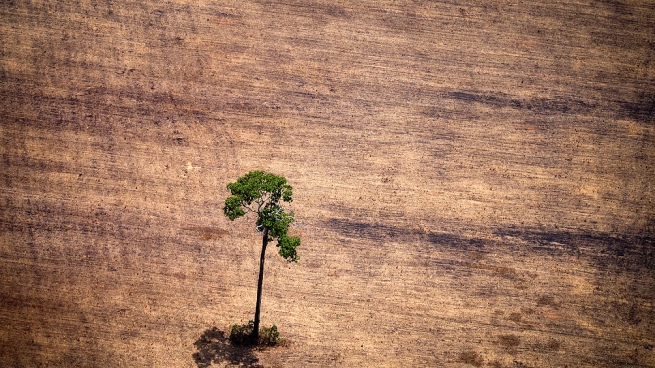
[1,0,655,367]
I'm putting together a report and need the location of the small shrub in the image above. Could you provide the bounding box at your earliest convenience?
[258,325,280,346]
[229,321,255,345]
[228,321,281,346]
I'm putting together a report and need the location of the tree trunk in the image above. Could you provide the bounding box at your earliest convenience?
[252,227,268,342]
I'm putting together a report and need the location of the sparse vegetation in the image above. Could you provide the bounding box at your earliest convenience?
[229,321,256,345]
[258,325,281,346]
[229,321,281,346]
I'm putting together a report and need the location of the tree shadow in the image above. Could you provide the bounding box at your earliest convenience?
[192,327,263,368]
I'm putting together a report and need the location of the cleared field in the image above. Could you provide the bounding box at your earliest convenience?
[1,0,654,367]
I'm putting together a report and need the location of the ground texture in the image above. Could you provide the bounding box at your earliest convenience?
[1,0,655,367]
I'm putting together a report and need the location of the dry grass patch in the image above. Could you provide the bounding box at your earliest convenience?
[470,263,518,279]
[546,338,561,350]
[458,351,484,367]
[537,295,560,308]
[508,312,522,323]
[533,337,562,352]
[498,334,520,347]
[186,227,229,241]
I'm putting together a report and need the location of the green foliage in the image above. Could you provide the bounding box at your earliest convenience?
[228,321,281,346]
[223,195,246,220]
[277,235,301,262]
[229,321,255,345]
[256,205,294,238]
[224,170,301,262]
[223,171,293,221]
[258,325,280,346]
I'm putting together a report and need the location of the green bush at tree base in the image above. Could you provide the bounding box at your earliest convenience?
[229,321,281,346]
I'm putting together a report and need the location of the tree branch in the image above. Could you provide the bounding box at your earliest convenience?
[256,194,272,213]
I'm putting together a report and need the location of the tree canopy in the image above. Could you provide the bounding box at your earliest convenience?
[223,170,300,262]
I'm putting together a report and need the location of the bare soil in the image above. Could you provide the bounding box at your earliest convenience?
[1,0,654,367]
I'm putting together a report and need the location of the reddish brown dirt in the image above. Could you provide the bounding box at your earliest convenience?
[1,0,654,367]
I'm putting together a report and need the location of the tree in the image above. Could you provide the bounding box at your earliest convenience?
[223,170,301,342]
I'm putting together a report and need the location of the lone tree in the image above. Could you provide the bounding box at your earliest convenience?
[223,170,301,342]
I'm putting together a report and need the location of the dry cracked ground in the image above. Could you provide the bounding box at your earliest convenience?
[1,0,654,367]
